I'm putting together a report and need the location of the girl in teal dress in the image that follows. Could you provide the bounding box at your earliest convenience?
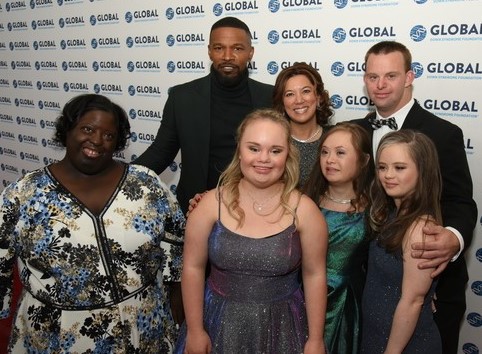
[304,122,373,354]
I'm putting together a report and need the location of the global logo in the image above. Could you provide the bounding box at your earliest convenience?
[410,25,427,42]
[332,28,347,43]
[63,82,69,92]
[169,161,178,172]
[92,61,99,71]
[267,30,280,44]
[268,0,280,12]
[130,132,137,142]
[330,94,343,109]
[128,85,136,96]
[31,20,37,30]
[125,11,133,23]
[476,248,482,262]
[59,18,65,28]
[213,3,223,16]
[166,35,175,47]
[334,0,348,9]
[411,61,423,78]
[472,281,482,296]
[267,61,279,75]
[331,61,345,77]
[466,312,482,327]
[126,37,134,48]
[90,15,96,26]
[91,38,98,49]
[31,0,54,8]
[414,0,427,3]
[167,61,176,73]
[129,108,137,119]
[166,7,174,20]
[13,80,18,88]
[127,61,135,72]
[461,343,479,354]
[170,185,177,195]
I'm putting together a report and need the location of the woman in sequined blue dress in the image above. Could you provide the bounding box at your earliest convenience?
[361,130,442,353]
[303,122,372,354]
[175,109,328,354]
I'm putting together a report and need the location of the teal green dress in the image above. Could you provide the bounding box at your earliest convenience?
[321,208,368,354]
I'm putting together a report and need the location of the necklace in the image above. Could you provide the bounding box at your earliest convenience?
[324,191,353,204]
[246,186,281,216]
[291,125,321,143]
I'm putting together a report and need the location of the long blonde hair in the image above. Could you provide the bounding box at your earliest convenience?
[218,109,300,226]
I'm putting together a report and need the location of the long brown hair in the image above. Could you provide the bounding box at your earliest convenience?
[218,109,300,227]
[370,130,443,252]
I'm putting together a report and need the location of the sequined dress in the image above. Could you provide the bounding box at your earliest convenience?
[321,208,367,354]
[361,239,441,353]
[175,220,307,353]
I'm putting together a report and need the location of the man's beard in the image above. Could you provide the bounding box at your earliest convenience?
[212,65,249,87]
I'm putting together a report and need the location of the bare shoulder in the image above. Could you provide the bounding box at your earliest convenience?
[406,215,436,243]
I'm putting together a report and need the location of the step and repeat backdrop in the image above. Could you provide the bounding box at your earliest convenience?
[0,0,480,351]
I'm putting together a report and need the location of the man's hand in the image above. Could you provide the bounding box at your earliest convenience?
[411,224,460,278]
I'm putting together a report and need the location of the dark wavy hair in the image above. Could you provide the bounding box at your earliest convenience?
[53,94,131,152]
[273,62,333,127]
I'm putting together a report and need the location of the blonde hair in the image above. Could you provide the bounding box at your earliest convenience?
[218,109,300,226]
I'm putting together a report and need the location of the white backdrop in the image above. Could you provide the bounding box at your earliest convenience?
[0,1,480,352]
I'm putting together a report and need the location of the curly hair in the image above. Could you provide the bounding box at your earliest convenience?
[53,94,131,152]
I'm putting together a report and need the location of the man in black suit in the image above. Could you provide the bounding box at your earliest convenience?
[135,17,273,214]
[352,41,477,354]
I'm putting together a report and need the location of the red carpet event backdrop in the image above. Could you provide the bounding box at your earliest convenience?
[0,1,480,352]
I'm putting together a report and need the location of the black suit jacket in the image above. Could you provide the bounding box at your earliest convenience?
[134,73,274,213]
[352,101,477,303]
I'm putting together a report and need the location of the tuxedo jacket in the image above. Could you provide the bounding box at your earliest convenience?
[134,74,274,213]
[352,101,477,304]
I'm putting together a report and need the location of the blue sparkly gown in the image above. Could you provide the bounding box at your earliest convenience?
[321,208,368,354]
[175,219,308,354]
[361,239,442,353]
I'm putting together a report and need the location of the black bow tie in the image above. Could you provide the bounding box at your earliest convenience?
[368,116,398,130]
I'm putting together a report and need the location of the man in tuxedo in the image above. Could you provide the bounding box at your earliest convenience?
[134,17,273,214]
[352,41,477,354]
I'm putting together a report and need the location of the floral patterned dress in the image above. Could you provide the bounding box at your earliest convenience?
[0,164,185,354]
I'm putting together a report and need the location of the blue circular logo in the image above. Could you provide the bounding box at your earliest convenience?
[90,15,97,26]
[166,8,174,20]
[167,61,176,73]
[16,116,21,124]
[126,37,134,48]
[330,94,343,109]
[30,0,35,9]
[332,28,347,43]
[0,148,3,154]
[11,61,16,69]
[467,312,482,327]
[7,23,12,31]
[125,12,133,23]
[62,61,68,71]
[410,25,427,42]
[268,0,280,13]
[9,42,14,51]
[40,120,45,129]
[476,248,482,262]
[127,61,135,72]
[267,61,279,75]
[130,132,138,143]
[128,85,136,96]
[20,152,25,160]
[169,161,178,172]
[267,30,279,45]
[166,35,175,47]
[36,81,42,90]
[471,281,482,296]
[60,40,67,50]
[31,20,37,30]
[462,343,479,354]
[331,61,345,77]
[334,0,348,9]
[170,184,177,195]
[213,3,223,16]
[18,134,23,143]
[33,41,39,50]
[42,138,47,147]
[94,84,101,94]
[12,80,17,88]
[15,98,20,106]
[59,18,65,28]
[411,62,424,79]
[5,3,11,11]
[91,38,98,49]
[92,61,99,72]
[414,0,428,4]
[129,109,137,119]
[57,0,63,5]
[43,157,49,165]
[38,100,44,109]
[35,61,41,70]
[63,82,69,92]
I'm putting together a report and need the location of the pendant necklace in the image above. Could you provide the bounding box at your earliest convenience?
[291,125,321,143]
[246,187,281,216]
[324,191,353,204]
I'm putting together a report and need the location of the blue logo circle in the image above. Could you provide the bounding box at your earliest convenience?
[331,61,345,77]
[18,134,23,143]
[35,61,41,70]
[332,28,346,43]
[59,18,65,28]
[125,12,133,23]
[410,25,427,42]
[16,116,21,124]
[94,84,101,94]
[170,185,177,195]
[267,61,279,75]
[38,101,44,109]
[166,8,174,20]
[7,23,12,32]
[57,0,63,5]
[167,61,176,73]
[15,98,20,106]
[42,138,47,147]
[213,3,223,16]
[130,132,138,143]
[126,37,134,48]
[476,248,482,262]
[471,281,482,296]
[127,61,135,72]
[462,343,479,354]
[334,0,348,9]
[40,120,45,129]
[33,41,39,50]
[267,30,279,45]
[31,20,37,30]
[91,38,98,49]
[10,61,16,69]
[12,80,17,88]
[414,0,428,4]
[129,109,137,119]
[467,312,482,327]
[60,40,67,50]
[36,81,42,90]
[92,61,99,71]
[20,152,25,160]
[63,82,69,92]
[128,85,136,96]
[411,62,424,78]
[30,0,35,9]
[166,35,175,47]
[268,0,280,13]
[169,161,178,172]
[5,3,10,11]
[330,94,343,109]
[62,61,68,71]
[90,15,97,26]
[9,42,14,51]
[43,157,49,165]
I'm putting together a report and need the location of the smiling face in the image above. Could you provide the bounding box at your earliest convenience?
[208,27,253,83]
[364,51,414,117]
[319,130,360,188]
[377,142,418,208]
[282,74,320,126]
[239,119,289,188]
[64,109,118,175]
